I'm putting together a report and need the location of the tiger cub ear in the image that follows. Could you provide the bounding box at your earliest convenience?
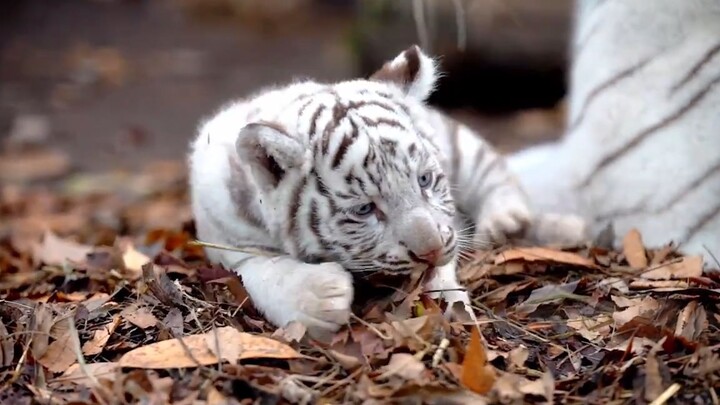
[236,122,306,188]
[370,45,439,102]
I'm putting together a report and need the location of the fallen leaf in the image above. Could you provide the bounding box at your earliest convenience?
[613,297,659,327]
[271,321,307,343]
[120,240,151,279]
[37,333,77,373]
[328,348,363,370]
[519,370,554,400]
[206,386,229,405]
[142,263,185,306]
[611,295,640,309]
[644,343,666,401]
[566,312,612,342]
[57,362,119,385]
[495,247,596,268]
[623,229,648,268]
[32,231,93,266]
[517,280,582,314]
[0,320,14,367]
[118,326,300,369]
[508,345,529,371]
[30,303,54,359]
[674,301,707,341]
[380,353,427,381]
[122,305,159,329]
[641,256,703,280]
[82,316,121,356]
[461,327,495,394]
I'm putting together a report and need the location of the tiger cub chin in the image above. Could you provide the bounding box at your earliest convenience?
[188,45,584,338]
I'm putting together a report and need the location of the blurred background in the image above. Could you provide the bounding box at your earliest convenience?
[0,0,572,181]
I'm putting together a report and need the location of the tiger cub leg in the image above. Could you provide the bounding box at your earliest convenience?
[217,249,354,339]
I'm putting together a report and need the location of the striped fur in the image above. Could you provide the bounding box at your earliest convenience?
[189,46,536,335]
[509,0,720,259]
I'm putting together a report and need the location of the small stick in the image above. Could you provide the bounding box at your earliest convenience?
[649,383,681,405]
[188,240,279,257]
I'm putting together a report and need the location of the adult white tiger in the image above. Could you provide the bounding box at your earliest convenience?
[189,46,557,338]
[509,0,720,259]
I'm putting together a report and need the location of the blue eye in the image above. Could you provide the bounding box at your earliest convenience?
[418,172,433,188]
[351,202,376,217]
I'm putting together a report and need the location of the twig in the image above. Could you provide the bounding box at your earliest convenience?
[432,338,449,367]
[188,240,279,257]
[66,313,111,405]
[350,313,392,340]
[648,383,681,405]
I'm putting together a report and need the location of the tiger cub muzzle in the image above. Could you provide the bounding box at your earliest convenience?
[398,208,456,268]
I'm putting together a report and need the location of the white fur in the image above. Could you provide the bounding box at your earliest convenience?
[509,0,720,258]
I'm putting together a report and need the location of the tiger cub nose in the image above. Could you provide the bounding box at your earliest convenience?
[414,248,442,266]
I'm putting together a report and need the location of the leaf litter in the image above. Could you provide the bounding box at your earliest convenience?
[1,160,719,404]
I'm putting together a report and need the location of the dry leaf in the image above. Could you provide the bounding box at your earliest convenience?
[641,256,703,280]
[0,320,14,367]
[644,344,665,401]
[611,295,640,309]
[613,297,659,327]
[37,333,77,373]
[517,280,581,314]
[30,303,54,359]
[519,371,554,400]
[508,345,529,371]
[271,321,307,343]
[380,353,427,381]
[566,313,612,342]
[674,301,707,341]
[122,305,159,329]
[495,247,596,268]
[82,316,121,356]
[118,326,300,369]
[58,362,119,385]
[623,228,648,268]
[461,328,495,394]
[120,241,151,279]
[32,231,93,266]
[328,348,363,370]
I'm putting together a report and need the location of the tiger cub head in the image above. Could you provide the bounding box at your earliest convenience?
[236,46,457,276]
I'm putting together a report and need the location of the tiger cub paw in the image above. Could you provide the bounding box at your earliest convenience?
[475,192,532,246]
[294,262,354,340]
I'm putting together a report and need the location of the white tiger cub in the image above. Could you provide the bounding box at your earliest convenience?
[509,0,720,259]
[189,46,535,337]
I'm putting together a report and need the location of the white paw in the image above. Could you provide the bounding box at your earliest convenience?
[476,195,532,245]
[292,262,353,338]
[530,213,588,246]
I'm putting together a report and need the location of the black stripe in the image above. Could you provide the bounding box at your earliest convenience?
[670,41,720,93]
[683,199,720,243]
[578,73,720,188]
[568,55,654,132]
[331,121,358,169]
[308,105,325,138]
[287,176,308,250]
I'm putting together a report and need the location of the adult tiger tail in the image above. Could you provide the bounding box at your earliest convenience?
[509,0,720,259]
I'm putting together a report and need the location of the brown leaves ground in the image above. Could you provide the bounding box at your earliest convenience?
[1,161,720,404]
